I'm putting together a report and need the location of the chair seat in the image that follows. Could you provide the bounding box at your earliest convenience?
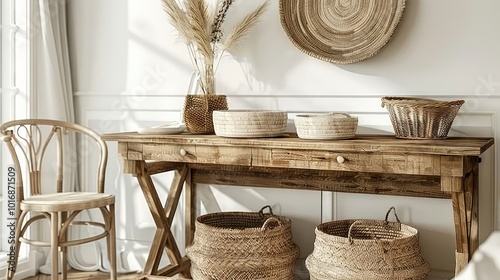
[21,192,115,212]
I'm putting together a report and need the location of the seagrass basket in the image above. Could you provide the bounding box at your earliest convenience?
[186,206,300,280]
[295,112,358,140]
[305,207,430,280]
[381,96,464,139]
[213,110,288,138]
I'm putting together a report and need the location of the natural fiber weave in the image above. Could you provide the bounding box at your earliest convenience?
[305,207,430,280]
[381,96,464,139]
[183,94,228,134]
[279,0,406,64]
[295,113,358,140]
[186,206,300,280]
[213,110,288,138]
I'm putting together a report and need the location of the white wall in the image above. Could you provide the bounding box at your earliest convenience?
[67,0,500,277]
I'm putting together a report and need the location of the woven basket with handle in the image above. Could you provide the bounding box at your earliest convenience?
[186,206,300,280]
[305,207,430,280]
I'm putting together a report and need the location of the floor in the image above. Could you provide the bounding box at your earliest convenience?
[23,270,137,280]
[22,271,189,280]
[23,259,311,279]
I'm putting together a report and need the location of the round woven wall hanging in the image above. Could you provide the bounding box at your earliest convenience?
[279,0,407,64]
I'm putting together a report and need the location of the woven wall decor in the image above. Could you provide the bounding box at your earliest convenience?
[279,0,407,64]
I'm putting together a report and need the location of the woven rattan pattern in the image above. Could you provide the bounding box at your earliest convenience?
[305,207,430,279]
[279,0,406,64]
[186,207,300,279]
[213,110,288,138]
[381,96,464,139]
[295,113,358,140]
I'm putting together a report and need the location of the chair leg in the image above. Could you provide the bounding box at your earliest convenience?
[61,212,68,279]
[51,212,59,280]
[108,203,117,280]
[5,239,17,280]
[6,211,28,280]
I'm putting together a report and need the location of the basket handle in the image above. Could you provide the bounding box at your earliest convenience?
[384,206,401,224]
[347,220,363,244]
[258,205,274,216]
[327,112,352,118]
[261,216,282,231]
[348,207,401,244]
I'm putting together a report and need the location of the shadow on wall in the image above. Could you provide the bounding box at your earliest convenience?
[67,0,129,91]
[220,0,422,92]
[227,0,490,96]
[219,0,304,93]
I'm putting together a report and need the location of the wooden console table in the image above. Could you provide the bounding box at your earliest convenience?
[102,133,493,277]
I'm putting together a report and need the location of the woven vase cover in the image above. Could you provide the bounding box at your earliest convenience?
[279,0,407,64]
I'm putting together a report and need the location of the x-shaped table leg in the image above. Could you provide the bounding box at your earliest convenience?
[134,161,190,276]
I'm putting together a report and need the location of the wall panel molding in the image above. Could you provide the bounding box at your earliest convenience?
[75,93,498,276]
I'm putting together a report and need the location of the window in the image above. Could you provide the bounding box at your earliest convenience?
[1,0,35,277]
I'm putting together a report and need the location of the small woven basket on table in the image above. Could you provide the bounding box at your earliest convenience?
[213,110,288,138]
[295,112,358,140]
[186,206,300,280]
[381,96,464,139]
[305,207,430,280]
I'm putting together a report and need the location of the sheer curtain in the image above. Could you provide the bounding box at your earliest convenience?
[34,0,74,122]
[33,0,114,274]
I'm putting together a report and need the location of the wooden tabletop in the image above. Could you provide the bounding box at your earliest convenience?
[102,133,494,156]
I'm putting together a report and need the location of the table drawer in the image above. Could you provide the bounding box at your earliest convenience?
[140,143,252,165]
[253,148,442,176]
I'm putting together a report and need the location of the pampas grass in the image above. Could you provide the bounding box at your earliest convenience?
[222,3,268,51]
[161,0,269,95]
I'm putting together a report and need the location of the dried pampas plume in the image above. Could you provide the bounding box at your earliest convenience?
[160,0,268,95]
[223,2,268,51]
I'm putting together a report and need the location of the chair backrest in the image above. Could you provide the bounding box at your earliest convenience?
[0,119,108,203]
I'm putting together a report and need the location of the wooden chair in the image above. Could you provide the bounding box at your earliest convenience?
[0,119,116,280]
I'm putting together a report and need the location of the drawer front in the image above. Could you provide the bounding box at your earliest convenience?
[141,143,252,166]
[252,148,442,176]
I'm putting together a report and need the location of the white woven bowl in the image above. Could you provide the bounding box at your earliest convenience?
[295,113,358,140]
[213,110,288,138]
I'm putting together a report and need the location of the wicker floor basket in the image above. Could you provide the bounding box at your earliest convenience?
[381,96,464,139]
[186,206,300,280]
[305,207,430,280]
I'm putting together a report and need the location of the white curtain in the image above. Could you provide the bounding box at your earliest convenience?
[34,0,74,122]
[33,0,116,274]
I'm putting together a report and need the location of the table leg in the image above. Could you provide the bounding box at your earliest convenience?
[468,166,480,256]
[451,169,479,275]
[134,161,188,276]
[185,168,195,247]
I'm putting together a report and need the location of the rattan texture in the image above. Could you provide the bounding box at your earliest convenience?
[279,0,406,64]
[186,206,300,280]
[183,94,228,134]
[295,113,358,140]
[213,110,288,138]
[381,96,465,139]
[305,207,430,280]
